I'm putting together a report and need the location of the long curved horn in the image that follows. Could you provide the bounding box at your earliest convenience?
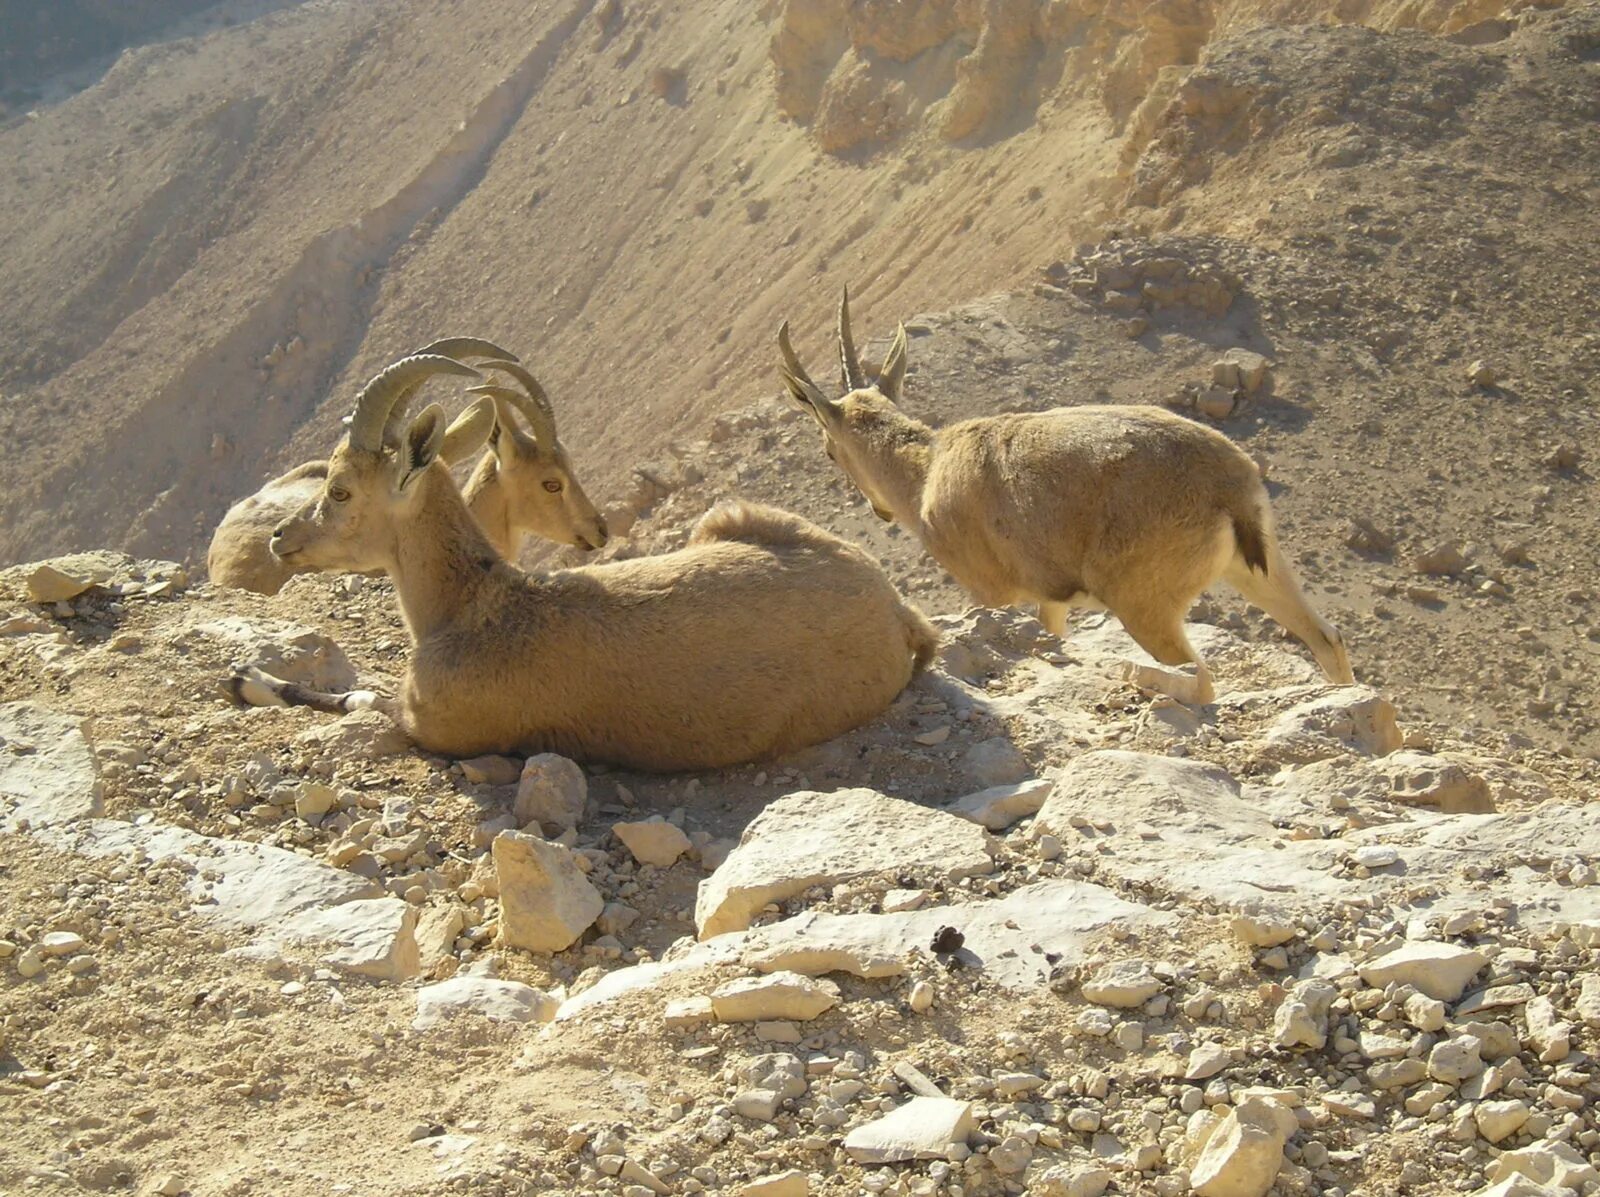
[777,321,832,410]
[382,338,520,446]
[837,286,866,393]
[477,361,558,447]
[414,336,519,363]
[879,322,909,401]
[348,355,481,452]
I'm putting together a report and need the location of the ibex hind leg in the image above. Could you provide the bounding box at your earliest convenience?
[1223,541,1354,685]
[1106,603,1216,706]
[229,664,383,716]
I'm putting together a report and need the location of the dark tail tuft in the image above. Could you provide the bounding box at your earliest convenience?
[1232,514,1269,576]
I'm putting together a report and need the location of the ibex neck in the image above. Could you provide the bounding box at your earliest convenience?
[461,457,515,558]
[877,422,935,529]
[390,465,505,641]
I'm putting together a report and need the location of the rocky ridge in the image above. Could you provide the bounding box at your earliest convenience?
[1,550,1597,1195]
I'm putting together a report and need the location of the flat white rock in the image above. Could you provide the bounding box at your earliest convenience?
[0,703,104,827]
[842,1096,974,1163]
[711,972,839,1022]
[1358,941,1488,1001]
[613,819,692,868]
[946,777,1054,830]
[695,788,993,939]
[413,976,558,1030]
[281,898,420,982]
[494,830,603,953]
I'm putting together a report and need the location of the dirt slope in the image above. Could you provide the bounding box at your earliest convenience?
[2,0,1579,563]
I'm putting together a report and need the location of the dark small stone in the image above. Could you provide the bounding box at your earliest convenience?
[931,925,965,954]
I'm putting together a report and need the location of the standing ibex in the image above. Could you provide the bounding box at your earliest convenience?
[776,290,1354,705]
[207,339,606,593]
[232,351,937,770]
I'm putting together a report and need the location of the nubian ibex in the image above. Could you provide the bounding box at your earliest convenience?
[776,290,1354,705]
[232,351,937,770]
[207,339,606,593]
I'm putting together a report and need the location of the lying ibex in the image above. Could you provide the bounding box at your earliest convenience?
[206,339,607,592]
[459,360,608,555]
[776,290,1354,705]
[232,352,937,770]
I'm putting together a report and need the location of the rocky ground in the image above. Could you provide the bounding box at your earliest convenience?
[2,551,1598,1197]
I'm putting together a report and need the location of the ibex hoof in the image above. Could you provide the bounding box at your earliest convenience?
[1119,662,1215,707]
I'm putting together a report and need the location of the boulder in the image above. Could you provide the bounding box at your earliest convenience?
[842,1096,974,1163]
[1358,942,1488,1001]
[710,972,839,1022]
[947,777,1054,830]
[1378,752,1495,813]
[1261,687,1402,763]
[1487,1141,1599,1190]
[695,788,993,939]
[1080,959,1162,1007]
[1189,1097,1295,1197]
[513,754,587,833]
[613,818,691,868]
[493,831,603,952]
[412,976,559,1030]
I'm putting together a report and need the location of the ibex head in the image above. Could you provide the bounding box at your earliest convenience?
[271,353,482,572]
[777,287,914,523]
[467,361,608,552]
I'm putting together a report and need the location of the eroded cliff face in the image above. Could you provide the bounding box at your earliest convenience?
[0,0,222,96]
[0,0,1587,572]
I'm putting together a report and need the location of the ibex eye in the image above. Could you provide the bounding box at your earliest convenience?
[329,486,351,503]
[542,480,563,494]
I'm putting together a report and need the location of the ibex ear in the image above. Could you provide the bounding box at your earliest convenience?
[878,323,908,402]
[439,396,495,466]
[398,403,446,492]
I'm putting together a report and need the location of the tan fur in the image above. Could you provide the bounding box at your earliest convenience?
[778,295,1354,703]
[256,411,936,770]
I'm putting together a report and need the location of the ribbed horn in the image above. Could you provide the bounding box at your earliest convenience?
[778,321,831,410]
[837,286,866,392]
[382,338,520,446]
[478,361,558,448]
[348,355,481,453]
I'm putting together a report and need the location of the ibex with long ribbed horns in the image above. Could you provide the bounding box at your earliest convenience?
[776,290,1354,705]
[207,339,607,593]
[231,350,938,770]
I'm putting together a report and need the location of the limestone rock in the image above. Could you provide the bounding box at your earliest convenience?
[493,831,603,953]
[1189,1096,1295,1197]
[513,753,587,833]
[1576,973,1600,1025]
[613,818,691,868]
[842,1096,974,1163]
[1230,907,1298,947]
[1080,959,1162,1007]
[1487,1141,1600,1190]
[1185,1043,1232,1081]
[1378,751,1495,813]
[1359,941,1488,1001]
[1262,687,1402,763]
[664,997,715,1028]
[1429,1035,1485,1084]
[459,754,521,786]
[1474,1100,1530,1143]
[26,563,97,602]
[414,905,466,974]
[711,972,839,1022]
[1033,750,1240,842]
[1524,995,1572,1063]
[1273,979,1337,1049]
[0,703,104,827]
[947,777,1054,830]
[280,898,420,982]
[1030,1165,1113,1197]
[1469,1178,1574,1197]
[413,976,559,1030]
[738,1171,809,1196]
[695,788,993,939]
[739,880,1171,991]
